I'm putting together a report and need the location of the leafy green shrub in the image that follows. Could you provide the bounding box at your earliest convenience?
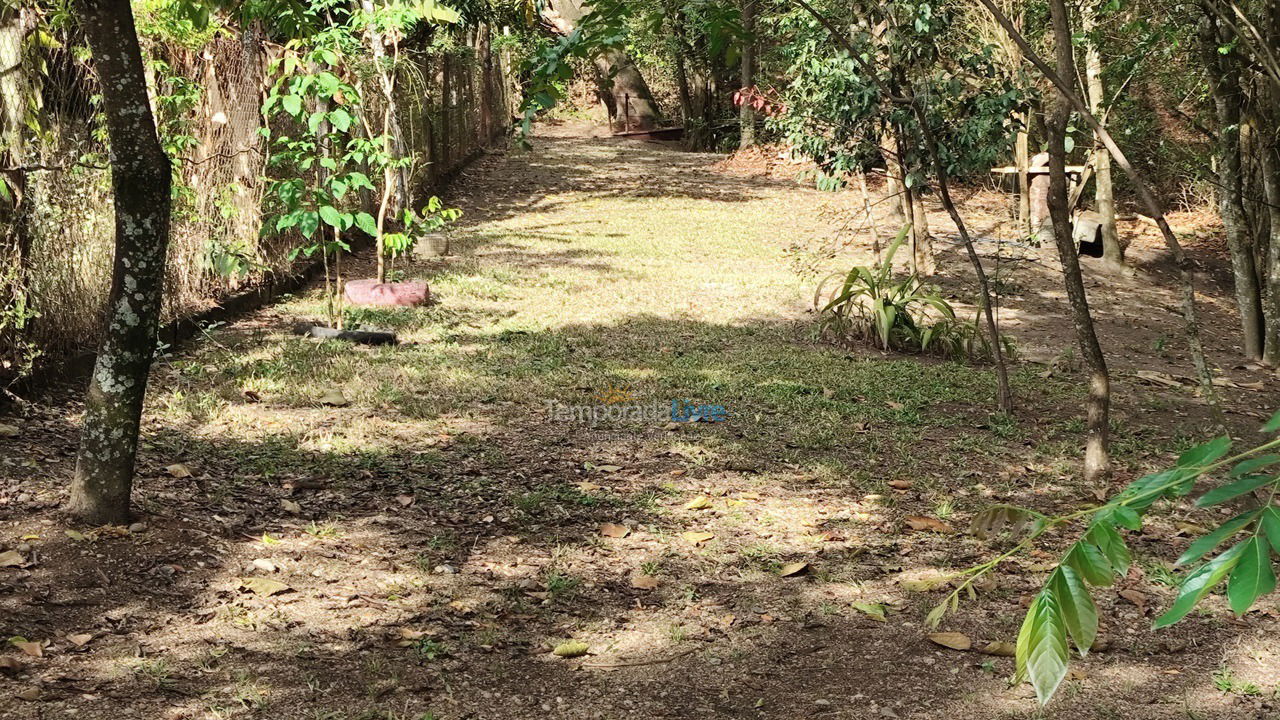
[815,226,1010,361]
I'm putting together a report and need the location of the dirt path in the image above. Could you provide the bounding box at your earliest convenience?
[1,128,1278,719]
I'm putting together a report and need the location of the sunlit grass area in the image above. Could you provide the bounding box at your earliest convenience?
[4,136,1270,720]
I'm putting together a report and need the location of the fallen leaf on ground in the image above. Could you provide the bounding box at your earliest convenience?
[251,558,277,573]
[905,516,954,533]
[779,562,809,577]
[165,463,193,478]
[319,389,349,407]
[240,577,290,597]
[898,570,951,592]
[852,601,887,622]
[888,480,913,490]
[11,640,41,658]
[599,523,630,538]
[977,640,1016,657]
[593,464,622,473]
[0,551,24,567]
[14,687,38,701]
[396,494,415,507]
[552,640,589,658]
[66,634,93,648]
[630,573,660,590]
[682,531,715,545]
[574,481,603,492]
[64,529,87,542]
[0,656,23,673]
[1118,588,1148,613]
[683,496,712,510]
[280,499,302,514]
[0,424,18,438]
[927,632,971,651]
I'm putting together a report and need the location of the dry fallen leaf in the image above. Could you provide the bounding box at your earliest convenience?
[574,481,603,492]
[251,558,277,573]
[14,687,39,701]
[0,424,18,438]
[888,480,914,490]
[66,634,93,648]
[240,577,290,597]
[683,496,713,510]
[0,551,24,568]
[682,531,715,546]
[779,561,809,577]
[898,569,951,592]
[552,640,589,658]
[598,523,630,538]
[165,463,193,479]
[280,499,302,514]
[319,389,349,407]
[11,640,41,658]
[1118,588,1148,613]
[927,632,971,651]
[905,516,954,533]
[630,573,660,590]
[0,656,23,673]
[977,640,1016,657]
[396,494,415,507]
[851,601,887,622]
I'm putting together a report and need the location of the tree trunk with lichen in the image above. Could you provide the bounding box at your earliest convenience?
[67,0,171,525]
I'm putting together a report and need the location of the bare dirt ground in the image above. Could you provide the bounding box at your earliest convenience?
[1,122,1279,720]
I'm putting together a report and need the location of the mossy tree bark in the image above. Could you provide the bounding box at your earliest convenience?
[67,0,171,525]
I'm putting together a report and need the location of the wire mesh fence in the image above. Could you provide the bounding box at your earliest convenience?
[0,15,514,386]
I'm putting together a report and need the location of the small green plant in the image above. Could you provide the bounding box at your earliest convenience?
[816,226,1010,361]
[376,196,462,282]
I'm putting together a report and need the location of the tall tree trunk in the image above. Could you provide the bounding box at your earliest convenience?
[1047,0,1110,483]
[738,0,756,149]
[1200,13,1264,358]
[67,0,172,525]
[546,0,662,130]
[1083,2,1122,266]
[975,0,1221,417]
[1260,1,1280,364]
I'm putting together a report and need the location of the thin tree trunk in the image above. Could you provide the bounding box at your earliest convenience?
[68,0,172,525]
[1083,3,1122,266]
[738,0,756,149]
[975,0,1221,414]
[1200,12,1264,358]
[1046,0,1110,483]
[914,104,1014,412]
[1015,114,1031,236]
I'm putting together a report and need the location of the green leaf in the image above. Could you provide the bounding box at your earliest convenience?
[1064,540,1113,587]
[297,211,319,239]
[1227,536,1276,616]
[1262,507,1280,555]
[354,212,379,236]
[318,205,343,228]
[1262,409,1280,432]
[1015,588,1070,705]
[1088,523,1131,578]
[1176,436,1232,469]
[1155,541,1248,628]
[1176,510,1256,566]
[1229,454,1280,477]
[1196,474,1277,507]
[281,94,302,117]
[1051,565,1098,655]
[329,108,352,132]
